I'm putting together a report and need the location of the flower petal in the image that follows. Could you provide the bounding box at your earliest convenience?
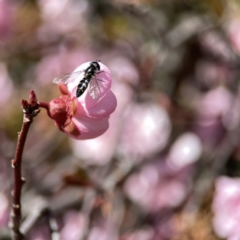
[75,90,117,118]
[68,116,110,140]
[67,62,112,109]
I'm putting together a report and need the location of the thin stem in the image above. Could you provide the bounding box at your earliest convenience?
[11,118,32,240]
[38,101,50,118]
[10,90,40,240]
[38,101,49,110]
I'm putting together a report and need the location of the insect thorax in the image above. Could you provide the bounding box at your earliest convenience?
[90,61,100,71]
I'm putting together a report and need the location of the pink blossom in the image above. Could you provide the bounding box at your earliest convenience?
[212,176,240,240]
[48,61,117,139]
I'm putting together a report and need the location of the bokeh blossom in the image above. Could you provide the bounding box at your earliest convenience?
[118,102,171,162]
[124,161,190,212]
[168,132,202,170]
[212,176,240,240]
[48,61,117,139]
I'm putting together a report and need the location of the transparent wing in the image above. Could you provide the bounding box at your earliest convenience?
[89,76,102,100]
[53,70,84,84]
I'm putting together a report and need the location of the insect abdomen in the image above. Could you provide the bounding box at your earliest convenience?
[75,61,101,98]
[76,78,90,98]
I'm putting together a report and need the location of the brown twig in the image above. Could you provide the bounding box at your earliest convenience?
[10,90,41,240]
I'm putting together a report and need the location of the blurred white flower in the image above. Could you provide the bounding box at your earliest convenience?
[168,132,202,169]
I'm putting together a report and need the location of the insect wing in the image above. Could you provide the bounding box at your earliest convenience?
[89,76,102,100]
[53,70,84,84]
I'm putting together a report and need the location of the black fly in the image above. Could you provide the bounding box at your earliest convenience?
[53,61,102,100]
[76,61,100,98]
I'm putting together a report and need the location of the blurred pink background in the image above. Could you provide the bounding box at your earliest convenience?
[1,1,240,239]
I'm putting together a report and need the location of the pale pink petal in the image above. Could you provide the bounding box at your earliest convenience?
[70,116,109,140]
[75,90,117,118]
[67,62,112,109]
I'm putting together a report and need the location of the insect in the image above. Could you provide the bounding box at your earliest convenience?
[53,61,103,100]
